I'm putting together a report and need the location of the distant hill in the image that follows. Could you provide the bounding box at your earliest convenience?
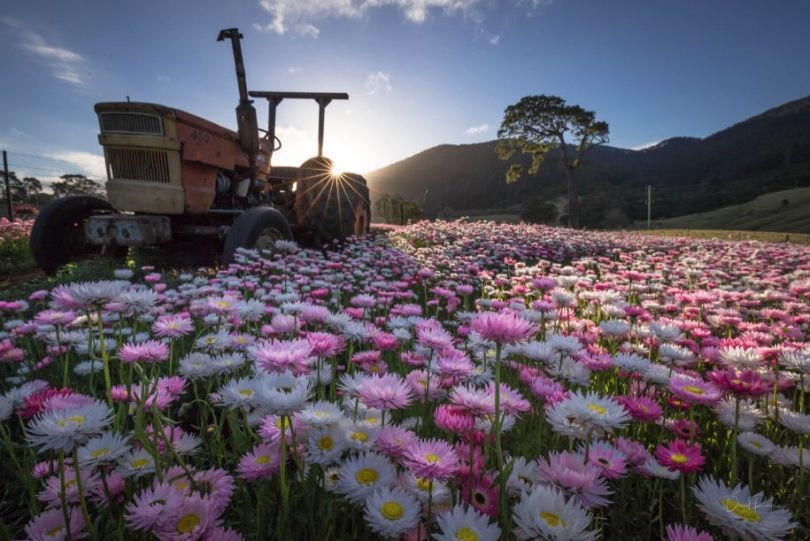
[648,187,810,233]
[366,96,810,228]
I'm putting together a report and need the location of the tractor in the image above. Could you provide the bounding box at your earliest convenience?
[30,28,370,274]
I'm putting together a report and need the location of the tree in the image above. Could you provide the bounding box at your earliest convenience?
[497,95,609,228]
[51,174,105,199]
[373,193,423,224]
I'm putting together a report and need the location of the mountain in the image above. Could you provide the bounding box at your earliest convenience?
[366,96,810,228]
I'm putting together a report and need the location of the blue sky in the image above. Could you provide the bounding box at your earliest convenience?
[1,0,810,181]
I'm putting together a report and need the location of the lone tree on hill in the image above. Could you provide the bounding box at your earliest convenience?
[497,95,609,228]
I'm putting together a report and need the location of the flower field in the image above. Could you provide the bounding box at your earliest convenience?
[1,221,809,540]
[0,218,34,276]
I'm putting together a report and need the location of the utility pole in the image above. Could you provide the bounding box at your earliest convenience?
[646,184,651,230]
[2,150,13,222]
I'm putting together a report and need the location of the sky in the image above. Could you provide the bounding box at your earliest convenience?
[1,0,810,185]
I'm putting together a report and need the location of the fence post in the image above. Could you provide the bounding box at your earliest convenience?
[2,150,14,222]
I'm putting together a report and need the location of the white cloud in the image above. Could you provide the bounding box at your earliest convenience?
[465,123,489,135]
[288,66,303,73]
[10,128,30,139]
[256,0,484,37]
[46,151,108,179]
[488,34,500,45]
[631,140,662,151]
[365,71,392,95]
[2,18,88,86]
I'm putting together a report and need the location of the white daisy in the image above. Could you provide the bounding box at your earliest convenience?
[715,399,764,431]
[777,409,810,436]
[306,426,347,466]
[77,431,130,467]
[363,486,421,539]
[26,399,113,453]
[639,458,679,480]
[299,401,345,427]
[0,396,12,421]
[401,472,451,505]
[612,352,651,374]
[737,431,776,457]
[335,452,396,504]
[434,504,500,541]
[116,449,156,478]
[512,485,597,541]
[256,371,312,414]
[215,377,261,410]
[693,476,797,541]
[178,352,218,380]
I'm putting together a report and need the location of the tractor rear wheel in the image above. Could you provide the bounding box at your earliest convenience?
[223,206,292,264]
[295,157,371,246]
[30,195,121,275]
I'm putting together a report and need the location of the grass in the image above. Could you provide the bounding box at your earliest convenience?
[647,187,810,233]
[639,228,810,245]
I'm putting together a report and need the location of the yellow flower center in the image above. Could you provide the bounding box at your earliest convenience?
[416,477,432,491]
[319,436,334,450]
[131,458,150,469]
[366,417,379,424]
[721,498,761,522]
[380,501,404,521]
[351,431,368,442]
[540,511,567,528]
[425,453,440,463]
[355,467,379,485]
[57,415,85,428]
[670,453,688,464]
[587,403,607,415]
[255,455,270,464]
[215,301,232,309]
[751,441,762,449]
[314,410,328,418]
[176,513,200,533]
[46,526,65,537]
[370,365,380,373]
[239,389,254,396]
[173,480,189,492]
[683,385,704,395]
[90,447,110,459]
[275,417,287,429]
[455,527,479,541]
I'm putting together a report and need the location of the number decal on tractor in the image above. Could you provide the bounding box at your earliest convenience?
[191,129,211,143]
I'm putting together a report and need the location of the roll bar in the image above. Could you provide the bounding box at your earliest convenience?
[249,91,349,158]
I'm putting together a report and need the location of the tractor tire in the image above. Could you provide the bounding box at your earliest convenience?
[30,195,121,275]
[295,156,371,246]
[223,206,292,264]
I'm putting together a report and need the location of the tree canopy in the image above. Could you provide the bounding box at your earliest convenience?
[51,174,105,199]
[497,95,609,228]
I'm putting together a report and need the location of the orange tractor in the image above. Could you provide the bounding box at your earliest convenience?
[30,28,370,273]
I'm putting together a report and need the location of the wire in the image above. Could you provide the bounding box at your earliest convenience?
[7,151,78,165]
[5,163,69,174]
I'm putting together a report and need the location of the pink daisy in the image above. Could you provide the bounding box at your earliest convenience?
[238,443,281,481]
[25,508,88,541]
[357,374,414,411]
[616,395,663,423]
[118,340,170,364]
[470,311,536,344]
[708,368,769,397]
[665,523,714,541]
[403,439,460,481]
[152,314,194,338]
[536,451,612,508]
[655,440,705,473]
[668,375,722,405]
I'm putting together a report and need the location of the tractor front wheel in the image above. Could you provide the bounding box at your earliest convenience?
[223,207,292,264]
[30,195,121,275]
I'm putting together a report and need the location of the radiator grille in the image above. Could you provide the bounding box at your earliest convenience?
[106,147,171,183]
[100,112,163,135]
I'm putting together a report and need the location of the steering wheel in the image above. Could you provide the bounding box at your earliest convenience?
[258,129,282,151]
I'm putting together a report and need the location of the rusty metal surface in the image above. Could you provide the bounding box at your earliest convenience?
[180,161,217,214]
